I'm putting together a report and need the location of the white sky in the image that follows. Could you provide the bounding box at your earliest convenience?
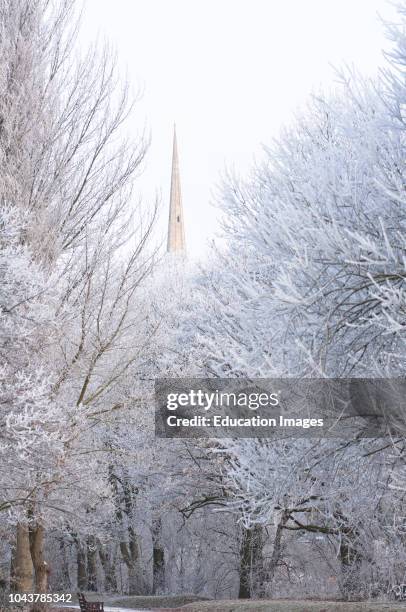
[81,0,396,260]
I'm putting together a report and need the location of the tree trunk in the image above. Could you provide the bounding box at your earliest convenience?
[99,544,117,593]
[127,563,139,596]
[238,525,264,599]
[152,517,164,594]
[29,524,49,591]
[120,538,141,595]
[110,468,143,595]
[238,525,262,599]
[28,523,49,612]
[10,523,33,592]
[267,511,289,588]
[118,477,142,595]
[339,537,363,600]
[75,539,87,591]
[59,538,71,590]
[239,527,252,599]
[87,536,98,591]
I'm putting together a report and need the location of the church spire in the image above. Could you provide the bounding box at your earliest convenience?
[167,124,186,253]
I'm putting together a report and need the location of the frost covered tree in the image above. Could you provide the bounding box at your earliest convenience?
[179,2,406,599]
[0,0,160,597]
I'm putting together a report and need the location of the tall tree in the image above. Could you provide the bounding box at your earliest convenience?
[0,0,157,596]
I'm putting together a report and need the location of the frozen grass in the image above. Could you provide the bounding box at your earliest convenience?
[57,593,211,609]
[109,594,209,609]
[52,594,406,611]
[176,600,406,612]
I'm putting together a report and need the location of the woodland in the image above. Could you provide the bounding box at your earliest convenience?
[2,0,406,606]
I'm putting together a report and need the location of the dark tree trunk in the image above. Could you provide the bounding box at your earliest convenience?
[120,536,141,595]
[339,537,363,600]
[238,525,264,599]
[333,512,363,600]
[116,475,142,595]
[87,536,98,591]
[267,511,289,589]
[99,544,118,593]
[74,537,87,591]
[152,517,164,594]
[59,537,71,589]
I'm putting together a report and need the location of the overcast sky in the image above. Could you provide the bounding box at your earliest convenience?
[81,0,396,260]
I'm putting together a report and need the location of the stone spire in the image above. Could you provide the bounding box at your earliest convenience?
[167,124,186,253]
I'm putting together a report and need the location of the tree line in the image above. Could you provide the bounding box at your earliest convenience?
[2,0,406,605]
